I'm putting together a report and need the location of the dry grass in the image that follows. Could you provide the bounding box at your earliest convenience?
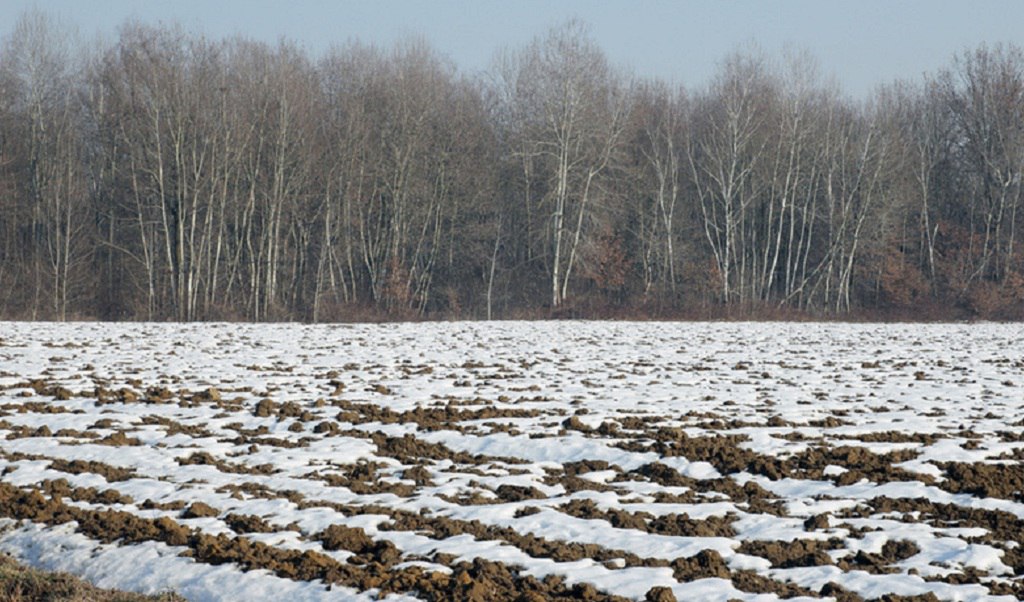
[0,554,185,602]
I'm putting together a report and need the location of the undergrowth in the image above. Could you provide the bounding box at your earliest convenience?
[0,553,185,602]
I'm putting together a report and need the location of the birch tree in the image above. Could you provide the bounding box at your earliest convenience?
[501,20,629,307]
[630,81,688,299]
[687,52,774,304]
[943,45,1024,289]
[1,10,90,319]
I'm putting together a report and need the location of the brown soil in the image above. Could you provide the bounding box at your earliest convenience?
[0,481,637,602]
[730,570,821,598]
[3,423,45,439]
[304,460,418,497]
[1,401,73,415]
[737,539,843,568]
[622,462,787,515]
[369,432,528,466]
[144,386,176,403]
[5,367,1022,602]
[12,379,77,401]
[819,582,866,602]
[333,400,541,432]
[224,513,276,534]
[182,502,220,519]
[381,510,667,568]
[804,513,832,530]
[839,496,1024,575]
[558,498,738,537]
[177,452,278,476]
[667,549,821,598]
[253,398,276,417]
[222,433,316,449]
[645,586,677,602]
[620,432,928,487]
[946,574,1024,598]
[93,386,142,404]
[141,499,188,512]
[47,458,137,482]
[835,432,941,445]
[95,431,143,446]
[38,479,134,505]
[494,484,548,502]
[402,464,435,486]
[218,482,306,505]
[866,594,940,602]
[936,461,1024,501]
[669,549,730,580]
[316,524,402,565]
[137,415,214,438]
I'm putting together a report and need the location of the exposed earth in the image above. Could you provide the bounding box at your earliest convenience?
[0,321,1022,601]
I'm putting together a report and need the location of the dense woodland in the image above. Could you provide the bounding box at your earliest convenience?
[1,12,1023,321]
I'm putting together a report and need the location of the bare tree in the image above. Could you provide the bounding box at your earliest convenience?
[687,51,775,304]
[500,20,630,308]
[1,10,91,319]
[630,81,688,299]
[942,45,1024,290]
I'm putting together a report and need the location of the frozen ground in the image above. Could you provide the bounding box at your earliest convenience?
[0,321,1022,601]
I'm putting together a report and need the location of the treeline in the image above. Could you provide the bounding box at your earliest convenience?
[1,13,1023,321]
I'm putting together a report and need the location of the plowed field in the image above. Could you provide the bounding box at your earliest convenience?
[1,322,1022,601]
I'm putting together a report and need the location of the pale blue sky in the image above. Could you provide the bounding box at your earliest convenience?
[3,1,1023,97]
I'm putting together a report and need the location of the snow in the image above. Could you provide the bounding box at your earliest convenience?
[0,520,375,602]
[1,320,1022,601]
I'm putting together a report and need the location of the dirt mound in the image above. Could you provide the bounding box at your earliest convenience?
[800,446,926,486]
[402,464,435,486]
[937,462,1024,501]
[495,484,547,502]
[252,398,276,417]
[559,498,737,537]
[317,524,375,553]
[48,458,136,482]
[305,460,418,497]
[645,586,677,602]
[633,462,696,488]
[649,512,738,537]
[39,479,133,506]
[182,502,220,519]
[137,415,213,437]
[370,432,526,466]
[737,539,840,568]
[382,509,658,567]
[333,400,540,432]
[644,432,783,478]
[621,433,928,488]
[730,570,820,598]
[624,463,785,515]
[868,594,939,602]
[177,452,277,476]
[804,513,831,530]
[670,550,731,581]
[316,524,401,566]
[224,513,275,534]
[95,431,142,446]
[819,582,865,602]
[838,540,922,574]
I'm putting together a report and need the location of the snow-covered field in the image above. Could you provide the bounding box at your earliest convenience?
[0,321,1022,602]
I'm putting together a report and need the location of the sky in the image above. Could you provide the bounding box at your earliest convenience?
[2,1,1024,98]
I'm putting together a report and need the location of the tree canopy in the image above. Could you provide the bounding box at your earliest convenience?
[2,13,1022,320]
